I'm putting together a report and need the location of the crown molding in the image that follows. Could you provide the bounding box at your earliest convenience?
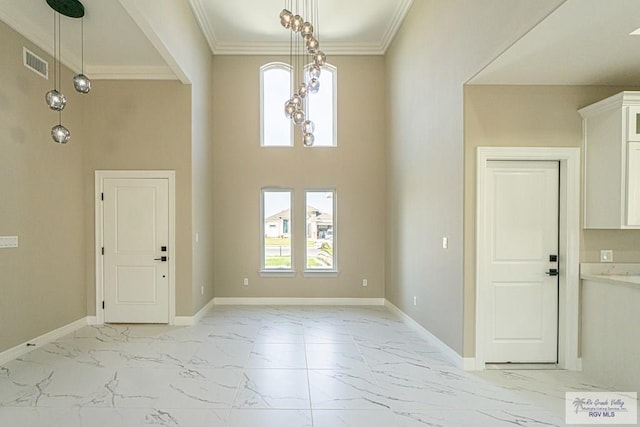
[189,0,414,56]
[381,0,414,52]
[86,65,177,80]
[211,41,387,56]
[188,0,219,54]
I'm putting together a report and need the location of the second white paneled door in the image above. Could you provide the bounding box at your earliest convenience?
[483,160,559,363]
[103,178,170,323]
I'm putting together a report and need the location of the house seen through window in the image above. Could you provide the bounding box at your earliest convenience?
[262,189,292,270]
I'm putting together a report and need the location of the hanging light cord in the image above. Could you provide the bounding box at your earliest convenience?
[81,17,84,75]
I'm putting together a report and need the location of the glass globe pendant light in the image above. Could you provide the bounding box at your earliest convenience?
[73,16,91,94]
[308,78,320,94]
[303,132,315,147]
[280,9,293,28]
[45,0,89,144]
[293,109,306,125]
[278,0,327,147]
[302,120,315,135]
[45,89,67,111]
[51,123,71,144]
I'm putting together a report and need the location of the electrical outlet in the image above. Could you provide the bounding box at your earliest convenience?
[200,285,204,296]
[243,278,249,286]
[362,279,368,287]
[442,237,448,249]
[600,250,613,263]
[413,296,417,306]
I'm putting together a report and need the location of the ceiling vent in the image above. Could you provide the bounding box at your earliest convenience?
[23,47,48,80]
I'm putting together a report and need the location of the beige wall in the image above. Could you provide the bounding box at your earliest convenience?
[463,84,640,355]
[0,21,86,352]
[212,55,386,298]
[124,0,216,315]
[385,0,563,355]
[82,80,193,316]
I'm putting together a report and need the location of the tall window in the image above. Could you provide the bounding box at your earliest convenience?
[306,63,337,147]
[261,63,292,147]
[305,190,336,271]
[262,189,293,270]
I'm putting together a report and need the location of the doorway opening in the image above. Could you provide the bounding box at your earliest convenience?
[475,147,580,371]
[95,170,176,325]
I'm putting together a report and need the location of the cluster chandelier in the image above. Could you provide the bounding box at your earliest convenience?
[279,0,327,147]
[45,0,91,144]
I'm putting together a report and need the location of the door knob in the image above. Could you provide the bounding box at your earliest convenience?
[154,256,168,262]
[545,268,559,276]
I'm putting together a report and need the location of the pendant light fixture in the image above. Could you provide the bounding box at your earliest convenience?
[73,15,91,94]
[279,0,327,147]
[44,0,88,144]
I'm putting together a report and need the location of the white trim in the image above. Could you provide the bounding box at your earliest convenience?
[462,357,477,371]
[214,297,384,306]
[384,300,465,369]
[95,170,177,326]
[188,0,219,55]
[86,65,177,80]
[379,0,414,54]
[260,63,294,147]
[305,63,338,148]
[261,188,294,272]
[188,0,413,56]
[475,147,581,371]
[174,297,216,326]
[118,0,191,84]
[304,188,338,271]
[0,317,89,366]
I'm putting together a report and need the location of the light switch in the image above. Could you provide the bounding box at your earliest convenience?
[442,237,448,249]
[0,236,18,248]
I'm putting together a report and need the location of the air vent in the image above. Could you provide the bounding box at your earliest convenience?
[23,47,48,79]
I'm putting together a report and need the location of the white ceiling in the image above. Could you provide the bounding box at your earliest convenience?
[470,0,640,85]
[1,0,640,85]
[189,0,414,55]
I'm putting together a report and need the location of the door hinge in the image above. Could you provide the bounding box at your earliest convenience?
[102,301,105,309]
[101,247,104,255]
[101,192,104,201]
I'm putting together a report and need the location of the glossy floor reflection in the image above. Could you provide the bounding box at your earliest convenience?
[0,305,610,426]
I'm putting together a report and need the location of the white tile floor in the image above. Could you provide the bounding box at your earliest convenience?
[0,305,614,426]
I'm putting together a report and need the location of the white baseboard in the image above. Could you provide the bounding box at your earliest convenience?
[86,316,98,325]
[384,299,467,370]
[0,317,90,366]
[462,357,477,371]
[174,297,216,326]
[213,297,385,306]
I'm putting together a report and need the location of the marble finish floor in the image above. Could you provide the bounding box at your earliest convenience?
[0,305,612,426]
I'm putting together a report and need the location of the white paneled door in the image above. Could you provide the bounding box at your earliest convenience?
[483,161,559,363]
[103,178,169,323]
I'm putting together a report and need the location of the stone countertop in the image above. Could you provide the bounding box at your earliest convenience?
[580,263,640,287]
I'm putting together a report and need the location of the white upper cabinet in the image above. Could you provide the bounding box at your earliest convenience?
[579,91,640,229]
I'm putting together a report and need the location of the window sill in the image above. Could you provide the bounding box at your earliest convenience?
[259,270,296,278]
[302,270,340,278]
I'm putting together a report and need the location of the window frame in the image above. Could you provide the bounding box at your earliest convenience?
[305,62,338,148]
[304,188,338,275]
[260,62,293,148]
[260,188,295,276]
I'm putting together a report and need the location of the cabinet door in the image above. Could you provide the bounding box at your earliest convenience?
[628,107,640,141]
[627,142,640,226]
